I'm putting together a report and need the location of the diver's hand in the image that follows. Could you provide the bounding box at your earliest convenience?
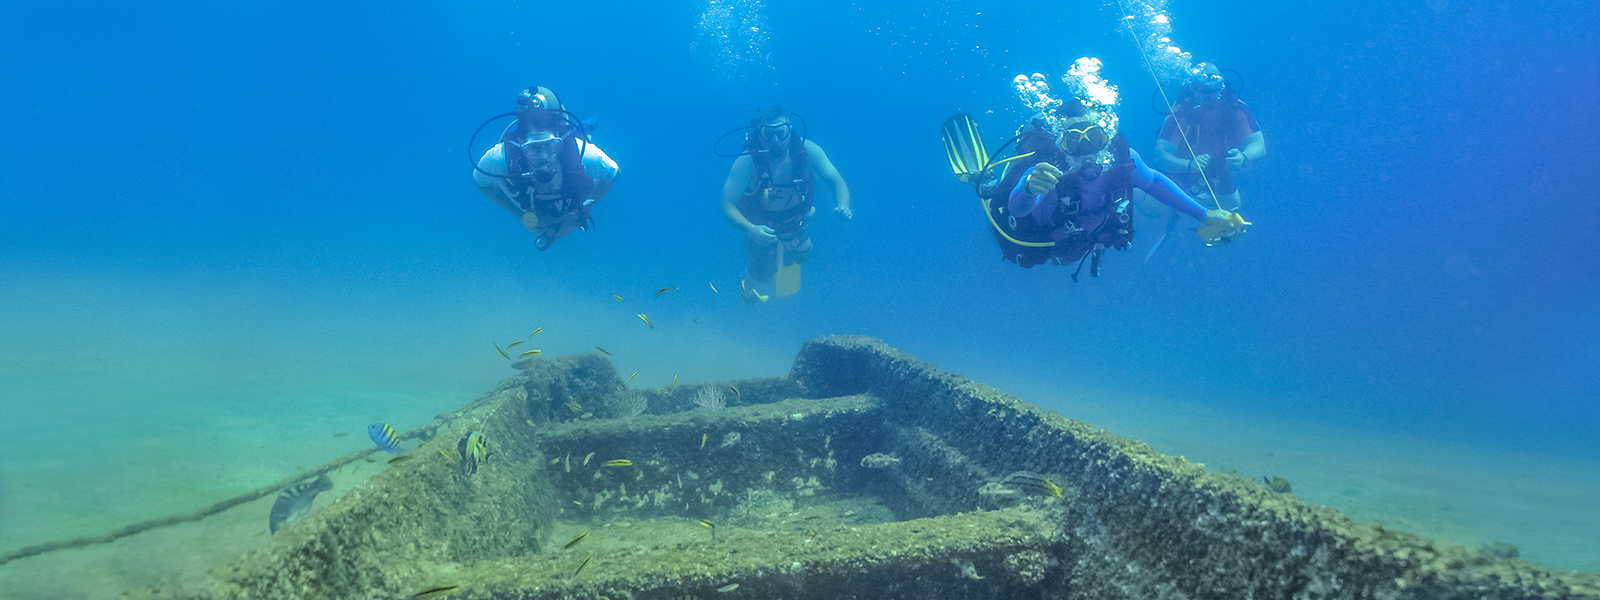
[1189,154,1211,173]
[746,225,778,246]
[521,211,540,233]
[834,204,853,220]
[1225,149,1245,168]
[1025,163,1063,195]
[1198,209,1250,246]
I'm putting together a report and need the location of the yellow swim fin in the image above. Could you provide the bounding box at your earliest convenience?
[941,113,988,183]
[775,260,801,299]
[740,279,768,304]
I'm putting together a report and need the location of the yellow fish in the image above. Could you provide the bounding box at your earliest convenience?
[728,386,740,398]
[550,457,561,464]
[530,327,543,337]
[494,342,509,359]
[656,287,670,296]
[637,314,653,329]
[583,452,595,466]
[507,340,524,349]
[387,455,413,465]
[699,519,716,540]
[709,281,719,293]
[700,433,708,449]
[566,401,583,413]
[575,554,592,576]
[460,431,489,475]
[611,295,623,302]
[519,349,541,357]
[565,531,589,549]
[439,449,458,463]
[671,374,678,389]
[629,372,638,383]
[603,459,632,467]
[595,346,611,356]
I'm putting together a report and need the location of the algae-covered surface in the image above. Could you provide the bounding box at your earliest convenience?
[51,337,1600,598]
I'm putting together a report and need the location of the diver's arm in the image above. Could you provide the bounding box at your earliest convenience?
[588,180,615,206]
[1238,131,1265,168]
[1007,165,1049,218]
[473,145,526,219]
[1129,150,1207,220]
[1154,139,1197,173]
[804,140,851,219]
[579,142,619,209]
[720,156,759,230]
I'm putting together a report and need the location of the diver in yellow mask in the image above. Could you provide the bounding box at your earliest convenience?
[946,98,1247,278]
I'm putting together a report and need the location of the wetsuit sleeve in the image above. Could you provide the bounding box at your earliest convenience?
[473,144,507,188]
[1236,101,1262,134]
[1007,165,1052,219]
[1129,150,1207,220]
[580,142,619,181]
[473,144,516,205]
[1158,115,1181,147]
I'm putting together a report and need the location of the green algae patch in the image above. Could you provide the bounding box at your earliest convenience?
[424,506,1061,599]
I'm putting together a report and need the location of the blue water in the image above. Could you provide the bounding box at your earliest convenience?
[2,0,1596,593]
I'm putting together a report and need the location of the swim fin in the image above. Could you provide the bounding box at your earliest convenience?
[775,245,801,298]
[941,114,988,183]
[741,279,769,304]
[775,264,801,298]
[1144,210,1180,263]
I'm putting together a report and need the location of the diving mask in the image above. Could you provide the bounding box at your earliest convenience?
[1060,120,1108,157]
[509,133,562,156]
[758,122,792,143]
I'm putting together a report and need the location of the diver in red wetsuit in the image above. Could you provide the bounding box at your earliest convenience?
[1150,62,1266,212]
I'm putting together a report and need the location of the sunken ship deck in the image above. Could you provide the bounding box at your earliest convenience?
[130,336,1599,600]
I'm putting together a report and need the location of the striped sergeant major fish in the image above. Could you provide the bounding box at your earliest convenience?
[368,423,403,454]
[269,474,333,534]
[458,431,490,475]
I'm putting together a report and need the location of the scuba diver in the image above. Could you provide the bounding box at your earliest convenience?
[471,86,619,250]
[941,98,1247,278]
[717,104,851,304]
[1137,62,1265,257]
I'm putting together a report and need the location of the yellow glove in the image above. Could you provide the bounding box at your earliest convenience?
[1198,209,1250,246]
[1025,162,1063,195]
[521,211,540,233]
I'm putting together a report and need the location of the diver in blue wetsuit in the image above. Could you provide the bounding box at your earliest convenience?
[968,99,1247,277]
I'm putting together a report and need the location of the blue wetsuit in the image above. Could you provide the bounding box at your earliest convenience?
[1008,150,1206,234]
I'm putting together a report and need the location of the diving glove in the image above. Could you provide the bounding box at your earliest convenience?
[1025,162,1063,195]
[1198,209,1250,246]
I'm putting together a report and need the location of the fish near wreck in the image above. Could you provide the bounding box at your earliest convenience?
[859,453,900,468]
[269,474,333,534]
